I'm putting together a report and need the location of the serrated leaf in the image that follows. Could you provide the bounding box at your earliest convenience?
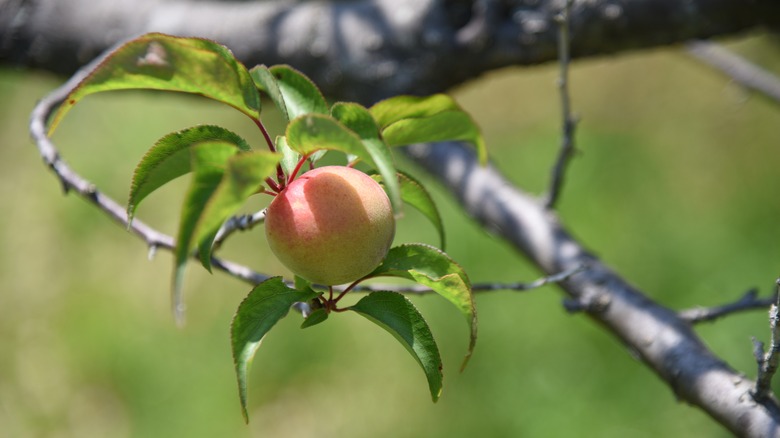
[194,151,281,271]
[251,64,327,123]
[128,125,252,222]
[371,171,445,249]
[49,33,261,135]
[171,142,244,323]
[301,308,329,329]
[331,102,401,213]
[231,277,319,422]
[369,94,487,164]
[349,291,443,402]
[368,244,476,370]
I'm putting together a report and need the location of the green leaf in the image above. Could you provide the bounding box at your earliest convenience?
[331,102,401,213]
[128,125,252,222]
[368,244,476,370]
[250,64,327,123]
[171,142,244,323]
[349,291,443,402]
[371,171,445,249]
[369,94,487,164]
[274,135,300,176]
[286,114,363,157]
[49,33,261,135]
[293,275,312,291]
[300,308,329,329]
[231,277,319,422]
[250,66,288,120]
[193,151,281,271]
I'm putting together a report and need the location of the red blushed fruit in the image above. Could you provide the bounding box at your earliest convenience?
[264,166,395,285]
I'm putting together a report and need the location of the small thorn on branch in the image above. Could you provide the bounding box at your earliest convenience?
[752,279,780,402]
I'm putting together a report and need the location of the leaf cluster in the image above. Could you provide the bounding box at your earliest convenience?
[47,33,488,421]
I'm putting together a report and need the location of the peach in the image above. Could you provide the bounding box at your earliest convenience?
[265,166,395,285]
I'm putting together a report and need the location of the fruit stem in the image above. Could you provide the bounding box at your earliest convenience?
[287,152,313,184]
[265,177,282,193]
[331,276,368,305]
[318,294,328,307]
[252,117,288,189]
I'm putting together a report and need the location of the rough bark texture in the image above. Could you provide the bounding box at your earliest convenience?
[2,0,779,102]
[14,0,780,435]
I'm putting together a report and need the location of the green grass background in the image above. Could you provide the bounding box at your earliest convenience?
[1,35,778,437]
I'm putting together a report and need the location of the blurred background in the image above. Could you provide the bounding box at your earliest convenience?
[1,33,778,437]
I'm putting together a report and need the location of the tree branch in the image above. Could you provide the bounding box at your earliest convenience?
[687,40,780,106]
[543,0,578,209]
[29,55,273,287]
[352,263,586,294]
[754,280,780,402]
[211,209,267,252]
[4,0,780,102]
[679,288,775,324]
[404,141,780,437]
[29,54,575,296]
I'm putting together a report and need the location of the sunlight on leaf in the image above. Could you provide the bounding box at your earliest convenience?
[368,244,477,370]
[251,64,327,123]
[49,33,261,134]
[369,94,487,164]
[286,114,365,158]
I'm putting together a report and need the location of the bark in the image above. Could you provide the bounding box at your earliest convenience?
[2,0,779,102]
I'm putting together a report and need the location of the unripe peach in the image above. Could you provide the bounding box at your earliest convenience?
[265,166,395,285]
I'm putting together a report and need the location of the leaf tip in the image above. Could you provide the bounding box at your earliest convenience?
[240,404,250,424]
[432,385,443,403]
[126,205,136,229]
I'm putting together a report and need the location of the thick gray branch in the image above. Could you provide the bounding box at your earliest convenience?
[3,0,780,102]
[405,142,780,437]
